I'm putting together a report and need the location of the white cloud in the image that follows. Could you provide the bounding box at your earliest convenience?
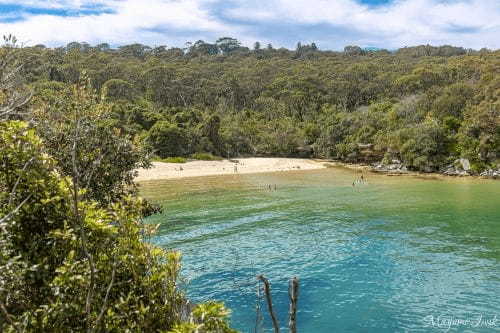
[0,0,237,46]
[0,0,113,9]
[0,0,498,49]
[226,0,500,49]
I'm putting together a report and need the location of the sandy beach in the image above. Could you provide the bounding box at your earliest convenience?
[135,157,328,181]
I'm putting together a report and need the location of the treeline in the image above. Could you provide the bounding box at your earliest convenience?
[15,38,500,172]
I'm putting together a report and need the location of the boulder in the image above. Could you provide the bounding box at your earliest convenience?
[372,161,407,173]
[459,158,471,171]
[442,163,470,176]
[479,169,500,178]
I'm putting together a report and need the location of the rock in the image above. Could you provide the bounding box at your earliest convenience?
[446,158,472,176]
[459,158,471,171]
[372,161,407,173]
[479,169,500,178]
[442,164,469,176]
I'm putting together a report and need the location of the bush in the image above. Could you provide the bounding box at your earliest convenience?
[191,152,223,161]
[0,121,235,332]
[399,121,448,171]
[153,156,188,163]
[32,78,151,206]
[102,78,136,101]
[147,121,189,158]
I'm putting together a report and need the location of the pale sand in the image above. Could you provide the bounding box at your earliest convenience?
[135,158,328,181]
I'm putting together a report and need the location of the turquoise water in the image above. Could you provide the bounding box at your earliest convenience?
[142,168,500,332]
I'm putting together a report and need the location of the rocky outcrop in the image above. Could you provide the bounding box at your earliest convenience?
[479,169,500,179]
[442,166,469,176]
[459,158,471,171]
[372,160,408,173]
[441,158,471,176]
[366,157,498,179]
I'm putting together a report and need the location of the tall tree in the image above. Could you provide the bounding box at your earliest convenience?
[216,37,241,55]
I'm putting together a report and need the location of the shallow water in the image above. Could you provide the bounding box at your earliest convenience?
[141,168,500,332]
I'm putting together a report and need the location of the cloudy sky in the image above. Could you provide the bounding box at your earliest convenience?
[0,0,498,50]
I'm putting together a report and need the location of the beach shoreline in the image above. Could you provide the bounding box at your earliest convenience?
[135,157,329,182]
[135,158,498,182]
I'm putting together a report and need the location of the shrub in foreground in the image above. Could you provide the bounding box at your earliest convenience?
[0,121,236,332]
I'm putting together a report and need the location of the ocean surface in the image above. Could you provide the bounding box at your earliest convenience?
[141,167,500,332]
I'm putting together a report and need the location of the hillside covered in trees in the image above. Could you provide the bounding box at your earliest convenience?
[14,38,500,173]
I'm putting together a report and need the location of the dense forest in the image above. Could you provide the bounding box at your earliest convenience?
[14,38,500,174]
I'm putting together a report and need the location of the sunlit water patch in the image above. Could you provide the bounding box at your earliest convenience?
[142,168,500,332]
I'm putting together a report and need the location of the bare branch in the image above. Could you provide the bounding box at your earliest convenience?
[92,259,117,332]
[288,277,299,333]
[0,194,32,225]
[256,275,280,333]
[8,157,34,206]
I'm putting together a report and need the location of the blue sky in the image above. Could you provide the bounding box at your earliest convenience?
[0,0,498,50]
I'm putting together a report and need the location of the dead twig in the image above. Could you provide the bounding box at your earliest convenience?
[288,277,299,333]
[256,275,280,333]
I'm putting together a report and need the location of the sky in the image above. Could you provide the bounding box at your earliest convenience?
[0,0,498,50]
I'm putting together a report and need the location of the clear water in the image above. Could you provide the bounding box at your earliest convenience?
[141,168,500,332]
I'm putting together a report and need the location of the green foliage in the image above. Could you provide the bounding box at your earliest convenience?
[169,302,237,333]
[153,156,188,163]
[455,75,499,168]
[0,121,235,332]
[190,152,223,161]
[384,120,449,171]
[215,37,242,55]
[147,121,189,158]
[31,77,150,206]
[102,78,136,101]
[0,36,32,120]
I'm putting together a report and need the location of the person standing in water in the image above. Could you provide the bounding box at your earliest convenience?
[234,164,238,173]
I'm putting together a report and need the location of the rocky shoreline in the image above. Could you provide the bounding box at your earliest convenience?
[372,158,499,179]
[331,159,499,179]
